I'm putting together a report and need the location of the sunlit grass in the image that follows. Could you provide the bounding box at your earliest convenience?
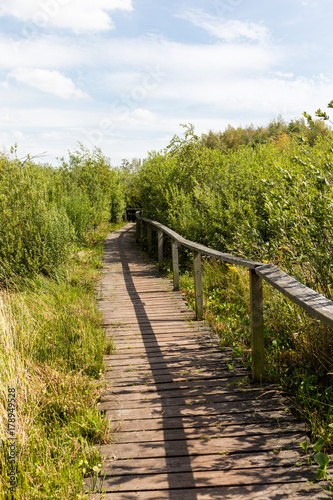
[0,222,121,499]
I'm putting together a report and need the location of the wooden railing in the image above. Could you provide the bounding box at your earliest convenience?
[135,213,333,383]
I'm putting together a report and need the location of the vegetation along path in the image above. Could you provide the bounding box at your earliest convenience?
[93,223,328,499]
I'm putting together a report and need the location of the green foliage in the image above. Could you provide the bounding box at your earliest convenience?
[132,107,333,297]
[0,155,74,280]
[300,439,332,490]
[60,144,126,234]
[0,144,126,282]
[201,115,332,151]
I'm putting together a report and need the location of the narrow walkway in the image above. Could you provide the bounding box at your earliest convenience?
[94,224,326,499]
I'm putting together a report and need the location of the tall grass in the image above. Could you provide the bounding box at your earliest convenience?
[0,222,121,499]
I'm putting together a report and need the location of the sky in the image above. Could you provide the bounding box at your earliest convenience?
[0,0,332,166]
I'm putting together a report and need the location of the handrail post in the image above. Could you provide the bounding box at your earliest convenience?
[141,220,146,250]
[147,222,152,256]
[193,250,203,320]
[137,217,143,244]
[124,209,128,222]
[171,239,179,291]
[158,229,163,270]
[250,269,264,383]
[135,217,139,242]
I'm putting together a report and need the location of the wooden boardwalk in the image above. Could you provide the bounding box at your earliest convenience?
[94,224,327,499]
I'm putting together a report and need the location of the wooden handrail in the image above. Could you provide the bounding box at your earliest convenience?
[135,212,333,382]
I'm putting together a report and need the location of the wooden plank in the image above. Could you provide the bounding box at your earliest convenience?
[102,449,305,475]
[110,345,223,357]
[109,410,297,433]
[256,263,333,329]
[99,389,284,411]
[99,466,321,493]
[103,377,261,396]
[100,385,281,403]
[112,421,307,444]
[104,351,238,367]
[100,432,306,460]
[147,222,152,256]
[100,397,292,417]
[103,369,250,386]
[102,363,247,381]
[91,482,331,500]
[104,355,244,371]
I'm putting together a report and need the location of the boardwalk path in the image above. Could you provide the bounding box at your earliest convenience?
[95,224,326,499]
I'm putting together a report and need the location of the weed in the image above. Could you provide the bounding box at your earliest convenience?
[300,439,333,496]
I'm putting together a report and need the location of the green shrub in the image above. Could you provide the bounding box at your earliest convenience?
[0,156,74,280]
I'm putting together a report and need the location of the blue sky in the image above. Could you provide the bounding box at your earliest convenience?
[0,0,332,166]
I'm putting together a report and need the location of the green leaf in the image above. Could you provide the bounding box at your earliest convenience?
[313,438,325,452]
[300,441,310,453]
[314,452,330,468]
[316,467,327,481]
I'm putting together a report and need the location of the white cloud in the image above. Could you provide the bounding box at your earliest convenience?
[101,36,278,82]
[0,35,87,69]
[0,0,133,33]
[177,9,270,43]
[275,71,294,78]
[10,68,87,98]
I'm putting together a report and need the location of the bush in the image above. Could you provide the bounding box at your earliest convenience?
[0,156,74,280]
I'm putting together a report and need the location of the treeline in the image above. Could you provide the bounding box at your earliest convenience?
[201,115,332,151]
[0,144,126,282]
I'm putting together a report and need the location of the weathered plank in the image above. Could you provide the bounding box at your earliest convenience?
[99,465,319,492]
[99,390,285,411]
[100,385,280,403]
[91,482,331,500]
[102,449,305,475]
[100,433,306,460]
[101,397,292,419]
[110,410,296,433]
[112,421,307,444]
